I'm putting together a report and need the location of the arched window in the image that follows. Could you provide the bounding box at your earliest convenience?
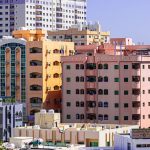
[54,85,59,90]
[80,89,84,94]
[98,64,103,69]
[30,72,42,78]
[104,76,108,82]
[30,85,42,91]
[98,76,103,82]
[30,97,42,103]
[80,77,84,82]
[53,61,59,66]
[76,76,80,82]
[104,115,108,120]
[98,102,103,107]
[53,49,59,53]
[76,114,80,119]
[98,114,103,121]
[53,73,59,78]
[76,89,80,94]
[30,60,42,66]
[104,102,108,107]
[104,89,108,95]
[98,89,103,95]
[104,64,108,69]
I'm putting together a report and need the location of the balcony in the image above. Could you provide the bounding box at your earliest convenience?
[132,76,140,82]
[86,101,96,108]
[86,76,96,82]
[132,63,140,69]
[86,113,96,120]
[86,89,96,95]
[132,101,140,108]
[132,89,140,95]
[132,114,140,120]
[86,63,96,70]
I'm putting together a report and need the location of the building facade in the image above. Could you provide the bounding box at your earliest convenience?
[0,0,87,37]
[0,97,23,141]
[48,22,110,46]
[12,30,75,121]
[62,45,150,128]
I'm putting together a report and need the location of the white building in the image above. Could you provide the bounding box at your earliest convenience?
[0,97,23,141]
[0,0,87,38]
[114,129,150,150]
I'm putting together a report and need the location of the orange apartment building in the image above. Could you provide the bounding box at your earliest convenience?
[12,30,75,122]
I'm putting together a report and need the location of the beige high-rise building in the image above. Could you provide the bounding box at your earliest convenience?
[47,22,110,46]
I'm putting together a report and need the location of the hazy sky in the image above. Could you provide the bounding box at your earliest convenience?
[87,0,150,44]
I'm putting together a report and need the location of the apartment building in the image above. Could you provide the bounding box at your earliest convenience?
[0,96,23,141]
[0,37,26,106]
[0,0,87,37]
[62,44,150,128]
[48,22,110,45]
[12,30,75,122]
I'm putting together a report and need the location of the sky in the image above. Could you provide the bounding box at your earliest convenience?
[87,0,150,44]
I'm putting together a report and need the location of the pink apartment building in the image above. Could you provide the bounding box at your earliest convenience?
[62,44,150,128]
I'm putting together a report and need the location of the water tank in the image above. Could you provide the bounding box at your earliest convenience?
[48,109,54,114]
[40,109,46,114]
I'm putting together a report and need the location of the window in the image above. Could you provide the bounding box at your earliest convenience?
[80,102,84,107]
[114,65,119,69]
[104,102,108,107]
[124,103,128,108]
[114,78,119,82]
[143,77,145,82]
[76,101,79,107]
[98,64,103,69]
[148,90,150,94]
[124,78,128,82]
[76,89,79,94]
[76,114,80,119]
[66,65,71,70]
[76,76,80,82]
[80,77,84,82]
[104,89,108,95]
[66,102,71,107]
[66,77,71,82]
[66,114,71,119]
[80,64,84,69]
[124,116,128,120]
[81,35,85,38]
[114,116,119,120]
[148,65,150,69]
[148,77,150,81]
[142,65,145,69]
[124,65,128,69]
[67,90,71,94]
[143,90,145,94]
[98,76,103,82]
[115,103,119,108]
[104,64,108,69]
[98,89,103,95]
[104,76,108,82]
[98,102,103,107]
[98,114,103,121]
[80,89,84,94]
[104,115,108,120]
[76,64,79,69]
[114,90,119,95]
[124,90,129,95]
